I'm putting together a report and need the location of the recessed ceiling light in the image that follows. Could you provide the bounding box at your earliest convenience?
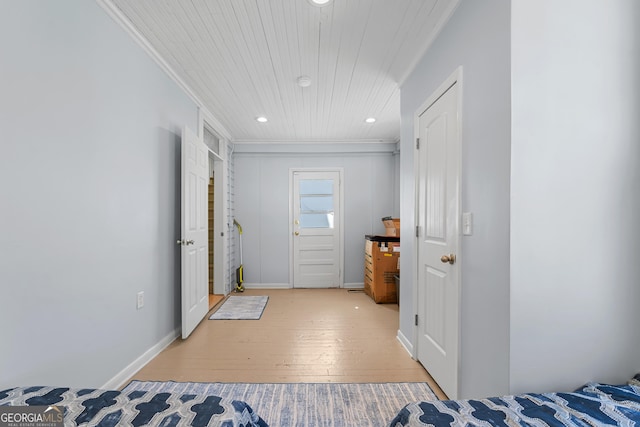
[365,117,376,124]
[308,0,332,6]
[256,116,268,123]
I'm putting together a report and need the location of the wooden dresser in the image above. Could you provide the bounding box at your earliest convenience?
[364,235,400,303]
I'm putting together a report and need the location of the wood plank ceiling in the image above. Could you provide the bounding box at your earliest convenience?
[109,0,458,143]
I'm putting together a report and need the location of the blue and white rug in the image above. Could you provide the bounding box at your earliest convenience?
[122,381,438,427]
[209,296,269,320]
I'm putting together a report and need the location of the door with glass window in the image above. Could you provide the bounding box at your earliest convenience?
[291,169,342,288]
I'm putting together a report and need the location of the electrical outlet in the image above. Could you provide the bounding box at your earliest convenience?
[137,291,144,310]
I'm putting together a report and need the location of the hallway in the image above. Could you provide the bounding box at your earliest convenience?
[129,288,445,399]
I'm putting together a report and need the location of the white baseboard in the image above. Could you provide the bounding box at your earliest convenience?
[343,282,364,289]
[101,327,179,390]
[241,282,291,289]
[241,283,364,290]
[397,329,415,359]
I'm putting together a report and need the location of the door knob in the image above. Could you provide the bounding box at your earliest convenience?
[440,254,456,264]
[294,231,300,236]
[176,239,184,245]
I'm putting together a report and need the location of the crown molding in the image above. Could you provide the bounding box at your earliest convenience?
[95,0,232,140]
[397,0,461,87]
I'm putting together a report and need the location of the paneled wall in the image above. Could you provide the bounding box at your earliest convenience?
[233,143,398,287]
[226,141,237,294]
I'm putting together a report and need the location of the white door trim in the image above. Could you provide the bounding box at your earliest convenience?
[412,66,463,394]
[210,151,226,295]
[198,108,229,296]
[289,167,345,288]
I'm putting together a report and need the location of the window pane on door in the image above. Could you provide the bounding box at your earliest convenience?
[300,212,335,228]
[299,179,333,195]
[300,195,333,212]
[299,179,334,229]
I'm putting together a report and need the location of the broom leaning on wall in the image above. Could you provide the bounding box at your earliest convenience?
[233,219,244,292]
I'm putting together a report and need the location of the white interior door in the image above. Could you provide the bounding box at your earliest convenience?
[180,126,209,339]
[291,170,342,288]
[416,79,461,398]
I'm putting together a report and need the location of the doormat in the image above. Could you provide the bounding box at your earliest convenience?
[209,295,268,320]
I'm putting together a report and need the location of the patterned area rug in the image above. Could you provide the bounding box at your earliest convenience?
[209,296,269,320]
[122,381,437,427]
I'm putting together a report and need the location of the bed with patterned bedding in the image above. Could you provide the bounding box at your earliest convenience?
[0,386,267,426]
[389,374,640,426]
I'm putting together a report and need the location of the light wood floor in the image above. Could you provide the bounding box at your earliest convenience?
[129,288,447,399]
[209,294,224,310]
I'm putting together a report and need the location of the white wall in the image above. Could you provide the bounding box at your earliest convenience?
[0,0,197,388]
[399,0,511,398]
[234,143,397,287]
[510,0,640,394]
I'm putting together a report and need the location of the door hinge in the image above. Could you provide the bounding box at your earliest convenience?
[416,138,420,149]
[415,314,419,326]
[415,225,420,238]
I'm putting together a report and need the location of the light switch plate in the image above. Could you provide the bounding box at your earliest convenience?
[462,212,473,235]
[137,291,144,310]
